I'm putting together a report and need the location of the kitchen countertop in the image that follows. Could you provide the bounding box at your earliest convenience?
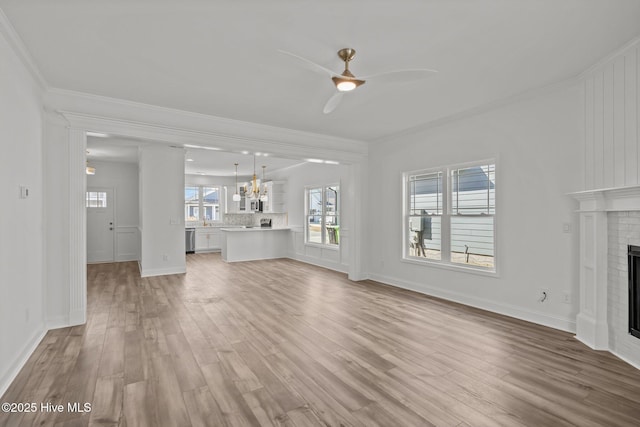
[186,224,243,229]
[220,227,291,232]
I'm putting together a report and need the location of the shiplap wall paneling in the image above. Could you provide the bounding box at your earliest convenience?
[593,72,605,189]
[627,48,639,186]
[584,44,639,190]
[603,62,614,189]
[613,56,625,188]
[585,76,595,189]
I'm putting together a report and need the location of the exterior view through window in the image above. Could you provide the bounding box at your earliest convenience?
[306,185,339,247]
[86,191,107,208]
[406,162,495,271]
[185,186,220,222]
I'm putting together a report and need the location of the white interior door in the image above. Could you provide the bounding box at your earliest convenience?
[87,187,115,263]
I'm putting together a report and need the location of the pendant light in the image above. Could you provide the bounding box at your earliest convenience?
[232,163,241,202]
[85,150,96,175]
[247,155,260,200]
[260,165,268,202]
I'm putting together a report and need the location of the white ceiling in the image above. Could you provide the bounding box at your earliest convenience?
[86,136,306,176]
[2,1,640,141]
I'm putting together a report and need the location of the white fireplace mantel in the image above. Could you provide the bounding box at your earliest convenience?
[569,185,640,351]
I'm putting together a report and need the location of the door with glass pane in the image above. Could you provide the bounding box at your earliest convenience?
[87,187,115,263]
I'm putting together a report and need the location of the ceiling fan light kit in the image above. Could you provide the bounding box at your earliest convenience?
[332,48,365,92]
[279,46,436,114]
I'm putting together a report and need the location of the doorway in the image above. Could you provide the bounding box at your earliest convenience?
[86,187,115,263]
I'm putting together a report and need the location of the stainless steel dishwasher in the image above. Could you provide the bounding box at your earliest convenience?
[185,228,195,253]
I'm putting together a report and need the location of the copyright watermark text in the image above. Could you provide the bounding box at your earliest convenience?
[2,402,92,413]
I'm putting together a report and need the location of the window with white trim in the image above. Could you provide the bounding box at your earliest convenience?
[305,185,340,247]
[86,191,107,208]
[185,185,221,222]
[404,161,495,271]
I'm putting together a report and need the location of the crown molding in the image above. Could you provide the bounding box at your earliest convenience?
[0,6,48,90]
[578,34,640,79]
[46,88,368,163]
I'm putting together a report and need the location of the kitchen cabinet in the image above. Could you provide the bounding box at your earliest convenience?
[263,181,286,213]
[195,227,222,252]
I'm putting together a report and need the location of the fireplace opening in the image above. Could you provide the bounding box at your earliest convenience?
[627,245,640,339]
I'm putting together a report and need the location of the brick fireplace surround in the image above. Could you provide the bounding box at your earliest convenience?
[572,186,640,369]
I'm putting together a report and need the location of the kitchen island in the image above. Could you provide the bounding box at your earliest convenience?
[220,227,290,262]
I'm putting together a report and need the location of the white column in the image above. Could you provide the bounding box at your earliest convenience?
[68,128,87,325]
[573,192,609,349]
[348,161,367,281]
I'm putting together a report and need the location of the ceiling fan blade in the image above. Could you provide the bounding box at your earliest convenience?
[277,49,337,77]
[323,92,344,114]
[361,68,438,83]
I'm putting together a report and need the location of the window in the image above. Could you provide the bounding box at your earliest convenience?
[306,185,339,247]
[185,185,221,222]
[404,161,495,272]
[86,191,107,208]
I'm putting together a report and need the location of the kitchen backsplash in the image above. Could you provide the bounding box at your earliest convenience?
[186,213,288,228]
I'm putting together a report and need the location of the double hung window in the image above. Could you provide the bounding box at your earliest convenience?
[185,186,221,222]
[306,185,340,247]
[405,161,495,272]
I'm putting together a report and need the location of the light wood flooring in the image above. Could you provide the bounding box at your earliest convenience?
[2,253,640,426]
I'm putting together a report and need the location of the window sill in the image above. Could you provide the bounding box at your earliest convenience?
[304,242,340,251]
[401,256,499,278]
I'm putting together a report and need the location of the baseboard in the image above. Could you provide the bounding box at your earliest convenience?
[0,326,46,399]
[46,314,70,330]
[610,349,640,371]
[368,273,577,333]
[140,266,187,278]
[115,254,139,262]
[287,253,348,274]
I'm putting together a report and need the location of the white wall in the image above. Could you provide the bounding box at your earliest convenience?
[0,30,45,396]
[271,162,351,273]
[138,146,186,276]
[367,83,582,332]
[583,40,640,190]
[87,160,139,261]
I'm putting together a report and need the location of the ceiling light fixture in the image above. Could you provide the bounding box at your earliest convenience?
[246,155,260,200]
[233,163,241,202]
[86,131,109,138]
[331,48,365,92]
[184,144,220,151]
[186,158,194,162]
[306,158,324,163]
[85,150,96,175]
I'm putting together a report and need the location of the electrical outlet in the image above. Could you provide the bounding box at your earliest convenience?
[162,254,169,261]
[562,292,571,304]
[539,288,550,303]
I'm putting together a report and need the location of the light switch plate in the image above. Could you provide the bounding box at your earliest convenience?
[19,185,29,199]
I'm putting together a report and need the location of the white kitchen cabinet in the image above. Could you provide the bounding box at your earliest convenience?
[263,181,286,213]
[195,227,222,252]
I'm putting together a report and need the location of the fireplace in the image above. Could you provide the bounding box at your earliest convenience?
[571,187,640,368]
[629,245,640,339]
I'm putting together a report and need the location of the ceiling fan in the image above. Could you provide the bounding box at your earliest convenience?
[279,48,437,114]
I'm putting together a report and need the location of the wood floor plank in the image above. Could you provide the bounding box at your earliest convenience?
[122,380,158,427]
[89,375,124,426]
[2,254,640,427]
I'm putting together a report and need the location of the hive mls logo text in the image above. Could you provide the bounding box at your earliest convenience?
[68,402,92,413]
